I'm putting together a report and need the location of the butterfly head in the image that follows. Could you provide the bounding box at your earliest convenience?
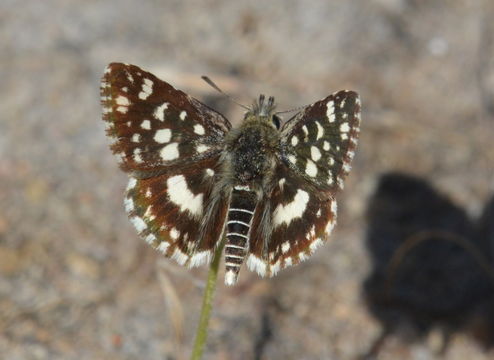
[245,94,281,129]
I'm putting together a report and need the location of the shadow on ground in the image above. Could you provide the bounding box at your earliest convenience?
[362,173,494,359]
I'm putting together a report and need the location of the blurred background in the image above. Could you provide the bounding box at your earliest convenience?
[1,1,494,359]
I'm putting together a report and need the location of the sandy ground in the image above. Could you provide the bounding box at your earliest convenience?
[1,1,494,359]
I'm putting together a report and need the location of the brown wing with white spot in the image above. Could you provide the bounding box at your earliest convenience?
[280,90,361,193]
[101,63,231,177]
[124,155,229,267]
[247,164,337,277]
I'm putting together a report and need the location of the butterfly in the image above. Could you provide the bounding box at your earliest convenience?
[101,63,361,285]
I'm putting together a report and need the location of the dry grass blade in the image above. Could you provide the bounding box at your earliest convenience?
[156,262,186,360]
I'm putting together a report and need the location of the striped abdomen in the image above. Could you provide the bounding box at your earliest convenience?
[224,186,257,285]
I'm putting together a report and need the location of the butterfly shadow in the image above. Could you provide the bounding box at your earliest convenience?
[360,173,494,359]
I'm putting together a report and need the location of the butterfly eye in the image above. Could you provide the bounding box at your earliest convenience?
[272,114,281,129]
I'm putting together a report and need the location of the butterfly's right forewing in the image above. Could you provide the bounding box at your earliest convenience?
[280,90,361,193]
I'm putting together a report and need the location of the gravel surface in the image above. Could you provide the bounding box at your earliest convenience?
[1,1,494,359]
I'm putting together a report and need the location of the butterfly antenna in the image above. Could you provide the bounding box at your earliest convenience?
[275,104,307,115]
[201,76,250,111]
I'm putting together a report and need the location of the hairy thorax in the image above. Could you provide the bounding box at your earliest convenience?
[224,121,280,189]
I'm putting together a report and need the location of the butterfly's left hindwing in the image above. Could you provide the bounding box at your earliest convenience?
[125,155,229,267]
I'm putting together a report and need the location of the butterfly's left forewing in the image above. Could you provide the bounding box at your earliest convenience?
[101,63,231,177]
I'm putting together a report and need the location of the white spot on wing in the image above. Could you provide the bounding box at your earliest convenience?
[206,168,215,176]
[124,197,134,212]
[311,146,321,162]
[305,159,318,177]
[138,78,153,100]
[179,111,187,120]
[325,219,336,234]
[127,178,137,190]
[278,178,286,190]
[144,206,155,221]
[157,241,170,253]
[189,251,211,267]
[196,144,210,153]
[116,95,130,106]
[145,234,156,244]
[141,120,151,130]
[281,241,290,253]
[273,189,310,226]
[160,142,180,160]
[316,122,324,140]
[291,136,299,146]
[331,200,337,214]
[116,106,128,114]
[154,128,172,143]
[170,227,180,240]
[310,238,323,253]
[167,175,203,216]
[326,100,334,117]
[130,216,147,233]
[154,103,169,121]
[340,123,350,132]
[131,134,140,143]
[270,259,281,276]
[323,141,330,151]
[172,248,188,265]
[194,124,205,135]
[133,148,142,163]
[246,254,267,277]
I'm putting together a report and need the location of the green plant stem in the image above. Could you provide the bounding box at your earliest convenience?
[190,241,224,360]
